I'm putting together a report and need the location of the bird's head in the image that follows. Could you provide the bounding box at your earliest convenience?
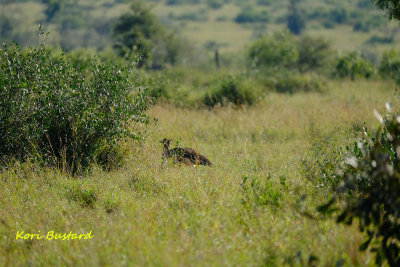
[159,138,171,147]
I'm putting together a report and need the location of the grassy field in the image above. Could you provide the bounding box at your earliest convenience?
[2,0,400,265]
[1,78,398,266]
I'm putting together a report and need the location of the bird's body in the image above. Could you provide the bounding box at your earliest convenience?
[160,138,212,166]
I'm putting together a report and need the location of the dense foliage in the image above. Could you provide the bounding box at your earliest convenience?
[204,75,257,108]
[319,109,400,266]
[0,43,150,172]
[373,0,400,20]
[287,0,305,34]
[334,51,374,79]
[113,1,183,68]
[379,49,400,84]
[248,31,298,69]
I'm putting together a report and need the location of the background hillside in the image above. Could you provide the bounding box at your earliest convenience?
[1,0,399,61]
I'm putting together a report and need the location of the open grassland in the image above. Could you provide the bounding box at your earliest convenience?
[0,79,398,266]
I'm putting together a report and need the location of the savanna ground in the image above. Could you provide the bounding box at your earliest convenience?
[1,78,397,266]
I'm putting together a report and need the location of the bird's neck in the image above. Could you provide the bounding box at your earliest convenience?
[163,144,170,156]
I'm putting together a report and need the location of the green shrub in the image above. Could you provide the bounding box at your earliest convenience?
[334,51,374,79]
[0,43,150,172]
[65,183,97,208]
[248,31,298,69]
[203,75,257,108]
[235,6,270,23]
[263,72,325,94]
[297,36,331,72]
[330,8,348,23]
[366,34,394,44]
[379,49,400,84]
[320,108,400,266]
[206,0,223,9]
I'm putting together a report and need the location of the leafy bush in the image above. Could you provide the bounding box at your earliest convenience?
[113,1,187,68]
[379,49,400,84]
[206,0,223,9]
[248,31,298,69]
[166,0,200,4]
[366,34,394,44]
[0,43,150,172]
[334,51,375,79]
[145,72,177,100]
[297,36,331,71]
[353,21,371,32]
[204,75,257,108]
[320,108,400,266]
[168,11,208,22]
[329,8,348,24]
[263,72,325,94]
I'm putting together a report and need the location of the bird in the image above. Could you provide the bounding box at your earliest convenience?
[159,138,212,166]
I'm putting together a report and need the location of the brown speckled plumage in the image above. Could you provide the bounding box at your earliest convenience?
[160,138,212,166]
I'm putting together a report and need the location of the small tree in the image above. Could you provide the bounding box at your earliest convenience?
[112,1,183,68]
[287,0,305,35]
[113,1,162,67]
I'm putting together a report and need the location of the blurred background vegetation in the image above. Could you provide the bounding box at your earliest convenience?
[1,0,399,64]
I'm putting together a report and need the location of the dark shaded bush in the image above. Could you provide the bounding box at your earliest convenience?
[263,72,325,94]
[113,1,188,68]
[166,0,200,5]
[287,0,305,35]
[373,0,400,20]
[366,34,394,44]
[334,51,374,79]
[257,0,275,6]
[168,12,208,22]
[235,6,270,23]
[297,36,331,71]
[353,21,371,32]
[379,49,400,84]
[204,75,257,108]
[320,109,400,266]
[329,8,348,24]
[0,43,150,172]
[206,0,223,9]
